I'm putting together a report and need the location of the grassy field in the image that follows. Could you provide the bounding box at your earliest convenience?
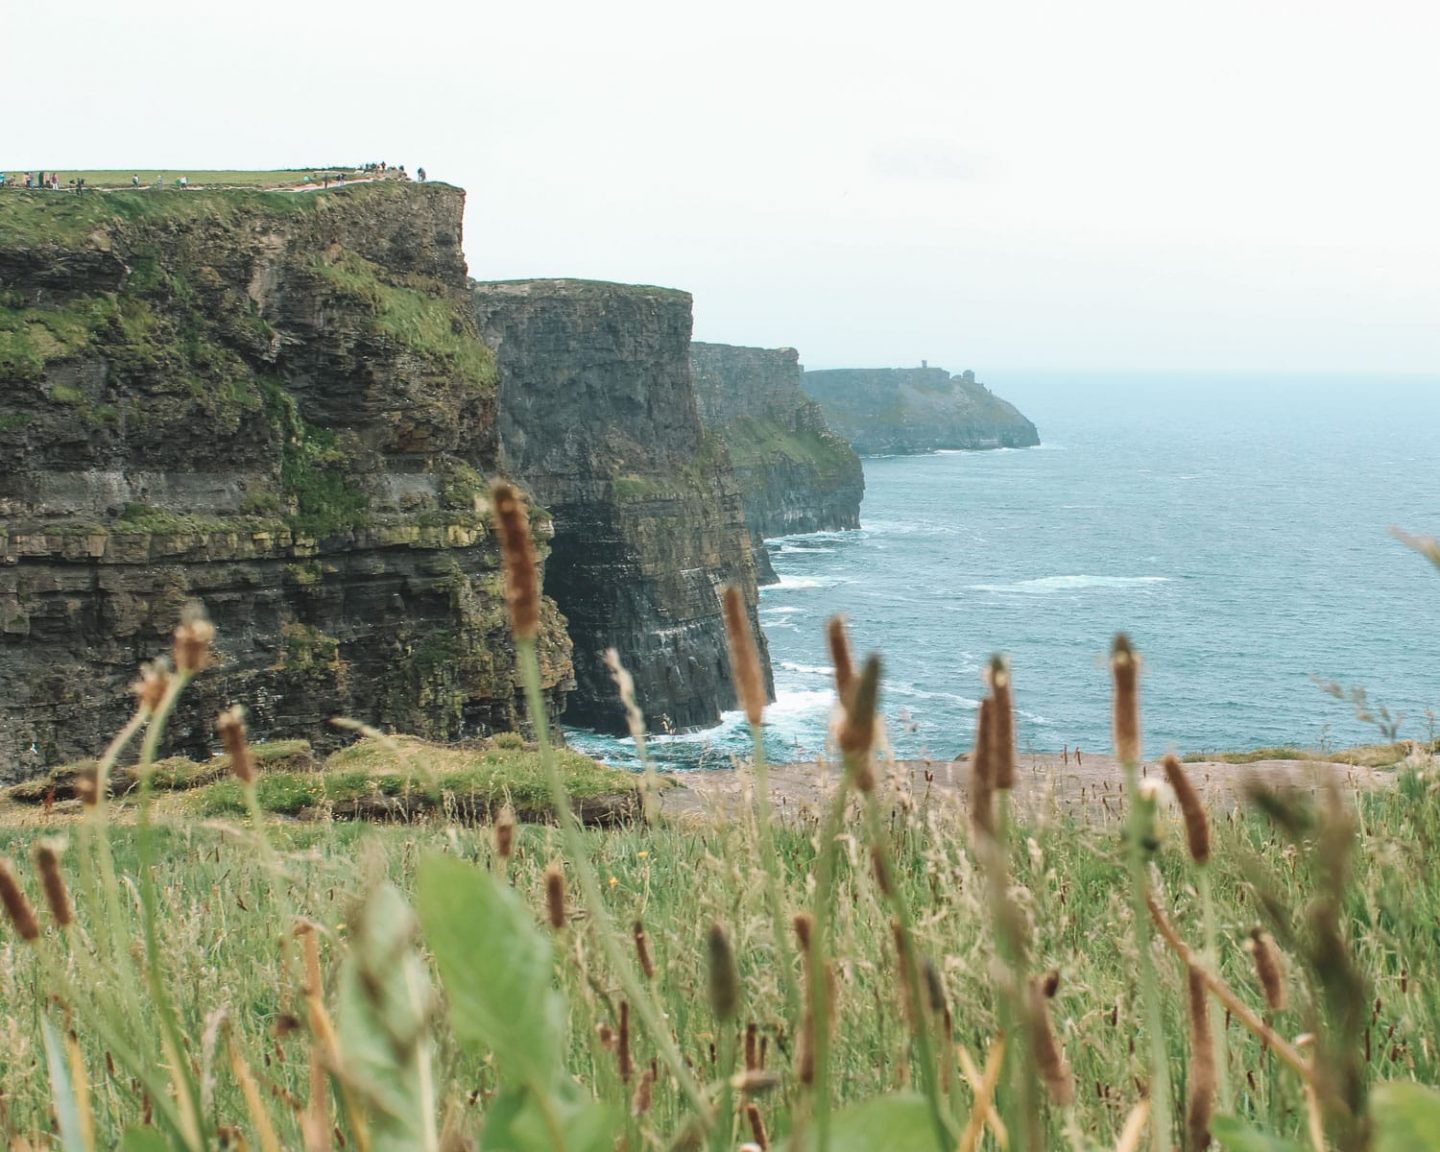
[2,169,363,189]
[0,718,1436,1149]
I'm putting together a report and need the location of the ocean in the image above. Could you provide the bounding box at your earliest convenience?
[568,375,1440,770]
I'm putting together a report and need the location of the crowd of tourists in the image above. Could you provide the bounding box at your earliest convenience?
[0,163,429,193]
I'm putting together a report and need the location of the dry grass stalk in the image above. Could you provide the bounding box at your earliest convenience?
[603,647,647,744]
[1028,977,1074,1108]
[1186,965,1216,1149]
[216,706,256,784]
[0,858,40,941]
[229,1031,284,1152]
[1146,892,1313,1084]
[1162,754,1210,865]
[1113,1100,1151,1152]
[969,698,996,839]
[956,1037,1007,1152]
[826,615,855,706]
[1110,634,1141,764]
[294,923,338,1152]
[490,482,539,639]
[544,863,566,931]
[33,839,73,929]
[721,585,767,726]
[988,656,1016,790]
[1248,927,1288,1012]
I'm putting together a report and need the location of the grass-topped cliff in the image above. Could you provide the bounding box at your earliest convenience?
[0,182,572,777]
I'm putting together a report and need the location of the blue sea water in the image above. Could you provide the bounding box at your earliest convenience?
[569,375,1440,770]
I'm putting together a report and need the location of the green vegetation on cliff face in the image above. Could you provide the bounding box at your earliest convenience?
[0,183,573,778]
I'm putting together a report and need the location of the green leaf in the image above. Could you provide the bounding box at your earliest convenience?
[1373,1081,1440,1152]
[789,1093,936,1152]
[335,881,439,1152]
[417,852,564,1089]
[120,1129,177,1152]
[479,1084,617,1152]
[41,1017,85,1152]
[1209,1114,1309,1152]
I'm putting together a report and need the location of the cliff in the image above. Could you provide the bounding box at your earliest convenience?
[690,342,863,582]
[0,183,572,781]
[472,280,773,734]
[801,365,1039,455]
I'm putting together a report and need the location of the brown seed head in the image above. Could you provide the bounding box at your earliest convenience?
[543,862,566,931]
[1186,965,1216,1149]
[0,858,40,942]
[32,840,73,929]
[988,655,1016,790]
[745,1022,759,1071]
[1162,753,1211,865]
[173,603,216,675]
[493,808,516,862]
[825,616,855,707]
[1028,977,1074,1107]
[721,585,766,727]
[746,1102,769,1150]
[792,912,813,953]
[838,655,882,786]
[970,697,996,839]
[633,919,655,980]
[1111,634,1142,764]
[707,922,739,1022]
[1249,927,1288,1012]
[216,706,256,784]
[629,1061,652,1114]
[922,957,947,1019]
[1042,968,1062,999]
[617,1000,634,1084]
[491,482,540,639]
[131,660,173,715]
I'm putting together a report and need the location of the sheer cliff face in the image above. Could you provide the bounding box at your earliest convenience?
[472,280,773,734]
[801,366,1039,455]
[0,184,572,780]
[690,343,863,581]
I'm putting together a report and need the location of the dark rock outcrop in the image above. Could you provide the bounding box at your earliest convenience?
[690,342,863,583]
[472,280,773,734]
[0,183,572,780]
[802,365,1038,455]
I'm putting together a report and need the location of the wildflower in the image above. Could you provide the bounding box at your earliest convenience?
[636,850,648,859]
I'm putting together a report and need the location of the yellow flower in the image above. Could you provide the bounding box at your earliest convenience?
[637,850,649,859]
[608,876,618,887]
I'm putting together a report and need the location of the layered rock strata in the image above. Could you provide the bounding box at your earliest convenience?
[472,280,773,734]
[690,342,863,583]
[802,365,1039,455]
[0,183,572,780]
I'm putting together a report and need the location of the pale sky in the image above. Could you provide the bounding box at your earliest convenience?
[4,0,1437,373]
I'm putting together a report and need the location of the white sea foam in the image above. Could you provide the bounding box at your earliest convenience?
[779,661,832,677]
[777,544,838,554]
[772,574,843,590]
[970,575,1170,595]
[760,605,804,615]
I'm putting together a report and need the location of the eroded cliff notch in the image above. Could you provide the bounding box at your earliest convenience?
[473,279,774,734]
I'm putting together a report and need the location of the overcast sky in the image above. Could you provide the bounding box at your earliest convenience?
[5,0,1437,374]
